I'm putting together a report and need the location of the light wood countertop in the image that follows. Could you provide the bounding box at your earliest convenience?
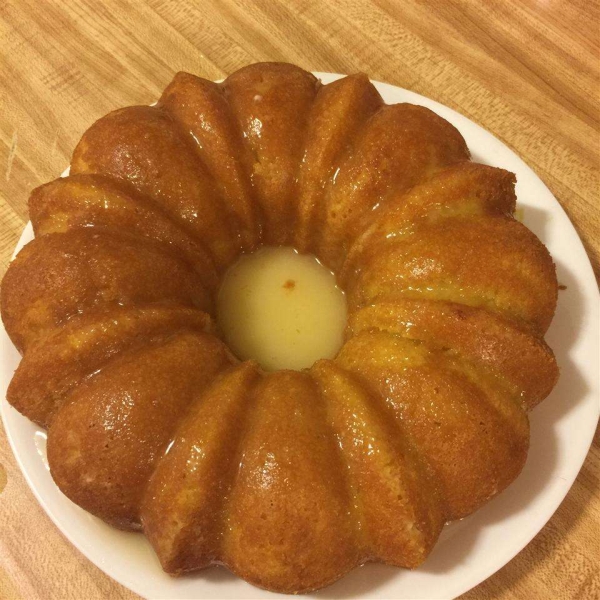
[0,1,598,599]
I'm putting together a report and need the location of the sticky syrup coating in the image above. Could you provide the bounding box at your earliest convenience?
[0,62,558,594]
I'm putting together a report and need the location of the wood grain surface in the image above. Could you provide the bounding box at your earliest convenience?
[0,1,598,599]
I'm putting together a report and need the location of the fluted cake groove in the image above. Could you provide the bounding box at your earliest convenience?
[0,62,559,594]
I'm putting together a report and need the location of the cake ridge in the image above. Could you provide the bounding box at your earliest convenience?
[7,303,215,428]
[317,101,471,268]
[141,361,261,574]
[336,330,530,519]
[311,359,445,565]
[71,104,238,268]
[346,299,558,409]
[224,62,320,246]
[28,172,222,291]
[339,160,518,283]
[46,329,232,530]
[295,72,384,255]
[1,228,213,352]
[159,72,261,251]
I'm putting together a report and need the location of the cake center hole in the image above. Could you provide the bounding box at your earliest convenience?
[217,247,347,372]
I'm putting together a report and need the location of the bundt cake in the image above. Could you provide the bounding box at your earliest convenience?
[0,62,559,594]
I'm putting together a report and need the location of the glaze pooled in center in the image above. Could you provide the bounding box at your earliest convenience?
[217,247,347,371]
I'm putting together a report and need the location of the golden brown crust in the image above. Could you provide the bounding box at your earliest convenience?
[295,73,383,253]
[71,105,238,268]
[347,299,558,409]
[336,331,530,520]
[318,103,470,268]
[29,174,219,291]
[142,362,261,574]
[221,370,358,593]
[47,331,231,530]
[311,360,445,565]
[341,161,517,281]
[1,229,211,352]
[8,304,214,427]
[347,215,558,334]
[224,62,320,245]
[0,62,561,594]
[159,73,260,250]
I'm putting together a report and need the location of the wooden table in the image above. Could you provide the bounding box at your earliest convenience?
[0,1,598,598]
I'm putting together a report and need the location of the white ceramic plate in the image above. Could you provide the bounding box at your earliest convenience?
[1,73,598,600]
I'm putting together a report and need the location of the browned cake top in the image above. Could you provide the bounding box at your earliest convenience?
[0,62,558,594]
